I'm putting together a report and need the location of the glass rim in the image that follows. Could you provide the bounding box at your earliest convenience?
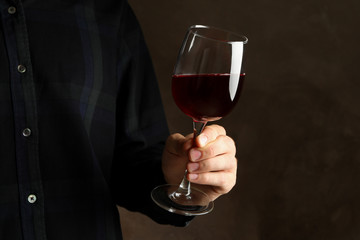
[188,25,248,44]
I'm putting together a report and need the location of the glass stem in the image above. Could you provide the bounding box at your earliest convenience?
[176,121,207,196]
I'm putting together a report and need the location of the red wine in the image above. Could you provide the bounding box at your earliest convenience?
[172,73,245,122]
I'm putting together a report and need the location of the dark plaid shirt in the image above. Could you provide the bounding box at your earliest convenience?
[0,0,190,239]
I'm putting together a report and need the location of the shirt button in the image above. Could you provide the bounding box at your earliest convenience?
[28,194,37,204]
[22,128,31,137]
[8,6,16,14]
[17,64,26,73]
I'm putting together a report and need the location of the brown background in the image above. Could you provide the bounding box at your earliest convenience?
[118,0,360,239]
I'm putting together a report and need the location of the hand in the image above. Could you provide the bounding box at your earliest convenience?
[162,124,237,201]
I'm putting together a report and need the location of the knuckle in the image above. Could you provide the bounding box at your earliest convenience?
[222,180,235,194]
[166,134,175,144]
[229,157,238,170]
[229,177,237,191]
[166,133,189,156]
[183,140,191,152]
[198,161,206,172]
[224,136,236,153]
[185,132,194,140]
[213,124,226,136]
[219,125,226,135]
[172,132,183,139]
[203,127,215,140]
[201,173,211,183]
[230,172,237,186]
[212,124,225,135]
[218,135,228,143]
[167,133,182,145]
[223,135,235,145]
[199,160,213,172]
[223,172,237,191]
[216,173,227,187]
[207,145,215,157]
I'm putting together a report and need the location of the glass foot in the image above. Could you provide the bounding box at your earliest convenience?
[151,184,214,216]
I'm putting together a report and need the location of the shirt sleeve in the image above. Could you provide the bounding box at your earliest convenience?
[109,1,193,226]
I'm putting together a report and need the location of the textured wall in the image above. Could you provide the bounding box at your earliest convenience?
[119,0,360,239]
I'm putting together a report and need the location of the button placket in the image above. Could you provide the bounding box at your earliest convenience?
[4,1,47,237]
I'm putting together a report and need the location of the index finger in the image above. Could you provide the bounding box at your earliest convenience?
[195,124,227,148]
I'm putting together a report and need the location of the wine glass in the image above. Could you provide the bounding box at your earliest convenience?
[151,25,248,216]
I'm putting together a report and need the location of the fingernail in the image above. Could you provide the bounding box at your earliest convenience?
[188,163,199,172]
[190,149,201,161]
[199,135,208,146]
[188,173,198,180]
